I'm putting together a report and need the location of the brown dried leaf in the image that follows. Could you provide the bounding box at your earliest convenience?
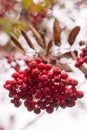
[46,40,53,56]
[10,33,25,52]
[56,61,73,72]
[79,40,86,46]
[53,19,62,46]
[68,26,80,45]
[28,23,45,49]
[21,29,35,50]
[57,52,72,59]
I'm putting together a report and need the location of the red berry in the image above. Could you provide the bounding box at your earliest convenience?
[12,72,19,79]
[83,56,87,62]
[36,58,42,64]
[32,68,40,77]
[66,78,73,85]
[44,87,50,94]
[61,72,68,79]
[4,84,12,90]
[53,67,61,75]
[45,64,52,71]
[38,63,45,70]
[75,62,81,67]
[40,74,48,82]
[46,106,54,114]
[60,100,66,108]
[65,89,72,99]
[67,100,76,107]
[34,107,41,114]
[14,100,22,107]
[54,76,61,82]
[27,105,34,111]
[47,71,54,79]
[76,90,84,98]
[29,60,38,68]
[71,79,78,86]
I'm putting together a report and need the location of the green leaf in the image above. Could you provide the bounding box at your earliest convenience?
[21,0,33,10]
[44,0,58,7]
[0,18,27,37]
[44,0,52,5]
[30,3,46,13]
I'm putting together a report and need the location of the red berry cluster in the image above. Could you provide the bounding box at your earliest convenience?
[4,58,84,114]
[5,54,20,71]
[0,0,12,17]
[75,45,87,77]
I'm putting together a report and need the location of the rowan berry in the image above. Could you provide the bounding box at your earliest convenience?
[46,106,54,114]
[12,72,19,79]
[75,45,87,78]
[38,63,45,70]
[75,62,81,67]
[29,60,38,68]
[34,107,41,114]
[60,100,66,108]
[27,105,34,112]
[32,68,40,77]
[61,72,68,79]
[76,90,84,98]
[54,76,61,82]
[40,74,48,82]
[66,100,76,107]
[36,58,42,64]
[71,79,78,86]
[4,84,12,90]
[53,67,61,75]
[44,87,50,94]
[64,89,72,99]
[3,58,84,114]
[82,47,87,53]
[45,64,52,71]
[47,71,54,79]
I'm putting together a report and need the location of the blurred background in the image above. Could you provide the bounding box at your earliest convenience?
[0,0,87,130]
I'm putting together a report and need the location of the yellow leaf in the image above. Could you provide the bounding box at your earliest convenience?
[28,2,48,14]
[0,18,27,36]
[44,0,58,7]
[44,0,52,5]
[22,0,33,10]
